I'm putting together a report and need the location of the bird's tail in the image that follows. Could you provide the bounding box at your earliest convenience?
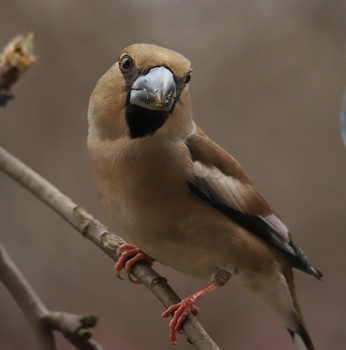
[285,270,315,350]
[253,269,315,350]
[287,326,314,350]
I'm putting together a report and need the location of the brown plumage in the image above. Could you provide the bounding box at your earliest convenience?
[87,43,322,349]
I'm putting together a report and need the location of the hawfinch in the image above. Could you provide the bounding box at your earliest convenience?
[87,43,322,350]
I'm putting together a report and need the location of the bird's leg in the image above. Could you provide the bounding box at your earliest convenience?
[162,269,232,343]
[161,281,219,344]
[115,244,155,283]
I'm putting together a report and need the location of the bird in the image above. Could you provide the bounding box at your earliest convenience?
[87,43,322,350]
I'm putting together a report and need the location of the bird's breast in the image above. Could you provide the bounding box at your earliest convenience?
[89,135,194,233]
[89,135,225,277]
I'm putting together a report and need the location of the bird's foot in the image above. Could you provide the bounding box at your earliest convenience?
[115,244,154,283]
[161,296,200,344]
[161,282,219,343]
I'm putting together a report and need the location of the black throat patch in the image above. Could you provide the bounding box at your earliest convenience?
[125,105,169,138]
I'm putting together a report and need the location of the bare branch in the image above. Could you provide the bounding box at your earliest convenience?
[0,33,36,106]
[0,244,56,350]
[0,144,220,350]
[45,312,103,350]
[0,244,104,350]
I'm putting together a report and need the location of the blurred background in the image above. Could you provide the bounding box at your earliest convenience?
[1,1,345,349]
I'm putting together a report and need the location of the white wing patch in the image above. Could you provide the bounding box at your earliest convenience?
[192,160,293,249]
[260,214,290,242]
[193,160,259,213]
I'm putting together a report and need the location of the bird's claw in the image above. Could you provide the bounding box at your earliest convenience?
[115,244,154,283]
[161,297,200,344]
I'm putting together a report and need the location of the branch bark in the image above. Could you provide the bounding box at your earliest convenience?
[45,312,103,350]
[0,244,56,350]
[0,244,103,350]
[0,145,221,350]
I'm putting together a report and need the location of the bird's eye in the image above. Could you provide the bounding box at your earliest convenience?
[120,55,134,73]
[184,73,191,84]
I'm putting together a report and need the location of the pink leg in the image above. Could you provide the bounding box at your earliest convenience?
[115,244,154,283]
[162,281,219,344]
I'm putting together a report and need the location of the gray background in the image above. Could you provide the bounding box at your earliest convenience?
[1,1,345,349]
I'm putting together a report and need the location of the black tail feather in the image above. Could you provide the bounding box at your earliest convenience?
[290,242,323,280]
[288,326,315,350]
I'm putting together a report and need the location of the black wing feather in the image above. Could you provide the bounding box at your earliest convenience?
[188,180,323,280]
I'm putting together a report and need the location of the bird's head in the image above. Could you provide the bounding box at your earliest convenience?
[88,43,193,140]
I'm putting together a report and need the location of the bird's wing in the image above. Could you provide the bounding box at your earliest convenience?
[186,130,322,279]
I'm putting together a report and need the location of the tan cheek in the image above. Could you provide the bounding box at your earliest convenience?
[90,65,129,138]
[176,88,191,112]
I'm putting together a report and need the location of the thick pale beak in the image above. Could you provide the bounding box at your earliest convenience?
[130,66,176,111]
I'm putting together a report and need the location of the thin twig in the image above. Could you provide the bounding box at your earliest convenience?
[0,145,220,350]
[0,244,104,350]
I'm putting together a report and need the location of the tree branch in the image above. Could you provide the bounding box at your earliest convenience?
[0,244,103,350]
[0,244,56,350]
[0,145,220,350]
[45,312,103,350]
